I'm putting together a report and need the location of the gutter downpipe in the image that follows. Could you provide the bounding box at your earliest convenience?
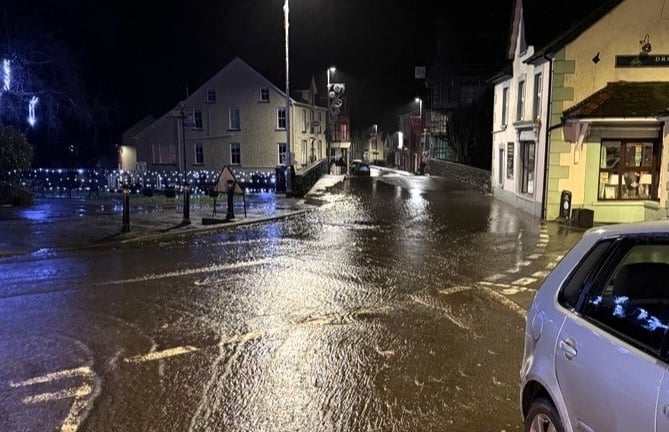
[541,53,555,220]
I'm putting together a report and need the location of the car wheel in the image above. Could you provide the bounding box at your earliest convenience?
[525,398,564,432]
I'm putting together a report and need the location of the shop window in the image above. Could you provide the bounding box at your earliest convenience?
[520,141,535,194]
[506,142,514,179]
[598,140,658,200]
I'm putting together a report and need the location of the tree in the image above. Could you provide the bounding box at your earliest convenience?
[444,88,493,169]
[0,126,33,179]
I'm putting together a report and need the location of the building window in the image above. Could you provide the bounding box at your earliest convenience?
[277,107,286,129]
[301,139,307,165]
[520,141,535,194]
[278,142,287,165]
[309,111,314,133]
[229,107,240,130]
[506,142,514,179]
[501,87,509,127]
[207,89,216,103]
[194,142,204,165]
[533,73,542,119]
[193,109,203,129]
[516,80,525,121]
[317,112,322,133]
[498,147,504,185]
[230,143,241,165]
[260,87,270,103]
[339,123,348,141]
[152,142,177,164]
[302,109,307,133]
[598,140,658,200]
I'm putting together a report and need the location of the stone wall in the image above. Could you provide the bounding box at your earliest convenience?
[428,159,492,194]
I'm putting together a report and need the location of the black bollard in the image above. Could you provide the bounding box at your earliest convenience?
[226,180,235,220]
[122,184,130,232]
[182,181,191,225]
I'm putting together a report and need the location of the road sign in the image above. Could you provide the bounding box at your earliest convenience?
[214,166,244,194]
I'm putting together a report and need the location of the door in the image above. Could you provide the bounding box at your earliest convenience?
[555,242,669,431]
[555,317,663,431]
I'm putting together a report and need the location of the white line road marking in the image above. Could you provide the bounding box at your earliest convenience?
[527,253,542,259]
[10,366,96,432]
[10,366,93,388]
[483,273,507,282]
[511,277,537,286]
[438,286,472,295]
[100,259,272,286]
[23,384,92,404]
[124,345,199,363]
[532,270,550,278]
[475,285,527,319]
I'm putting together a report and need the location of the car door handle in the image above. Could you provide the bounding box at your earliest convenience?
[559,338,577,360]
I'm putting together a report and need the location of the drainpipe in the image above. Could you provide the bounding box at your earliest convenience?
[541,53,555,220]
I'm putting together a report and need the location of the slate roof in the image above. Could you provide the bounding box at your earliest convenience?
[562,81,669,119]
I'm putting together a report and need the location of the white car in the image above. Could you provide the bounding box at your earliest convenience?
[521,220,669,432]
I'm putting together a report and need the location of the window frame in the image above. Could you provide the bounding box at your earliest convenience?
[532,72,542,120]
[501,86,509,127]
[574,236,669,359]
[230,142,241,165]
[597,139,659,201]
[277,107,286,130]
[260,87,270,103]
[278,142,287,165]
[229,107,241,130]
[192,109,203,130]
[194,142,204,165]
[206,89,216,103]
[519,141,535,194]
[516,80,525,121]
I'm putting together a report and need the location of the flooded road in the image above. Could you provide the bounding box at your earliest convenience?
[0,169,580,431]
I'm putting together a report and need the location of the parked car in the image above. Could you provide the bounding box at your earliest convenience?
[350,159,370,176]
[521,220,669,432]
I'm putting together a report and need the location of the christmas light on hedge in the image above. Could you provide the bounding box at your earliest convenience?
[28,96,39,126]
[2,59,10,91]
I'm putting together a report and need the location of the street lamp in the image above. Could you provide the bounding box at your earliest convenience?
[284,0,292,196]
[415,97,426,175]
[326,66,336,162]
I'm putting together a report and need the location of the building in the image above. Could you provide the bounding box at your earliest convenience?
[123,57,328,177]
[491,0,669,224]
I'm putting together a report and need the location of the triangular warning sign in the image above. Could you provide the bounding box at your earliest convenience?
[214,166,244,194]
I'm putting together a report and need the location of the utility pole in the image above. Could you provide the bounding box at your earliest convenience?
[284,0,292,196]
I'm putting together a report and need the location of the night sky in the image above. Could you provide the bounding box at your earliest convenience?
[3,0,511,161]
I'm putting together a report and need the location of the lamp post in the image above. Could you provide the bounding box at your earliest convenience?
[326,66,336,163]
[415,97,426,175]
[283,0,292,196]
[179,104,190,225]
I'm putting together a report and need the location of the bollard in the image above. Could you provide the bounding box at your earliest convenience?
[182,181,191,225]
[122,184,130,233]
[226,180,235,220]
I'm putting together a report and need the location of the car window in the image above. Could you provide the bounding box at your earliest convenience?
[559,240,613,309]
[582,241,669,357]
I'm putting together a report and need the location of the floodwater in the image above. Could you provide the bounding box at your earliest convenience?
[0,169,571,432]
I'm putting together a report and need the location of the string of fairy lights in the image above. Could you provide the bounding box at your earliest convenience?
[1,59,39,127]
[7,168,277,196]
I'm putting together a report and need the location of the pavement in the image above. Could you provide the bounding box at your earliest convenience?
[0,174,347,258]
